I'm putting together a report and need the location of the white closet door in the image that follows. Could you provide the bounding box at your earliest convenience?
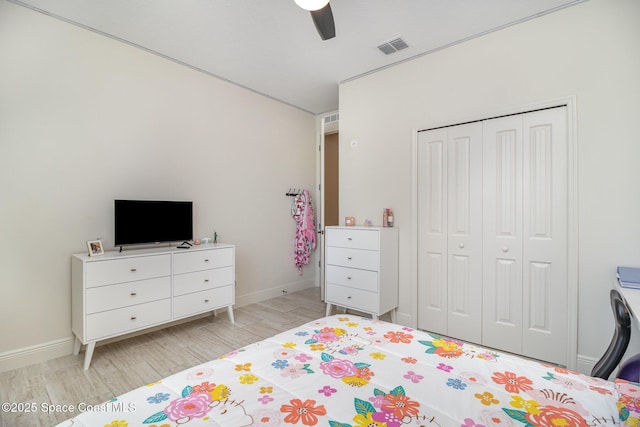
[417,129,448,335]
[417,123,482,342]
[446,123,483,343]
[521,108,568,365]
[482,107,568,364]
[482,115,524,353]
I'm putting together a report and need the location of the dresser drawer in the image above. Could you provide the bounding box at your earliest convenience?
[85,254,170,288]
[173,285,234,319]
[85,299,171,341]
[326,284,378,314]
[173,248,233,274]
[326,265,378,292]
[173,266,234,296]
[326,228,380,250]
[326,247,379,270]
[86,277,170,314]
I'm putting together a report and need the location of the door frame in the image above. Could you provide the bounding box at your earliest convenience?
[316,112,339,301]
[410,96,578,369]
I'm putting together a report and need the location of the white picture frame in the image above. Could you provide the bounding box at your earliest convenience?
[87,239,104,257]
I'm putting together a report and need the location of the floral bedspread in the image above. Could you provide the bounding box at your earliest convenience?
[58,315,640,427]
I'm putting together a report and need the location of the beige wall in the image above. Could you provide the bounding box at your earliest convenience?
[0,1,316,370]
[339,0,640,372]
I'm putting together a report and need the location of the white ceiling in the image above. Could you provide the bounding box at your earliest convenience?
[12,0,583,115]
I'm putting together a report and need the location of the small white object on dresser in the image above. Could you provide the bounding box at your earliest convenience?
[324,226,399,321]
[71,244,235,369]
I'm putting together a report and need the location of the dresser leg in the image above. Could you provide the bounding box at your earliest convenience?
[390,309,397,324]
[227,306,235,324]
[73,337,82,356]
[83,342,96,370]
[325,303,332,317]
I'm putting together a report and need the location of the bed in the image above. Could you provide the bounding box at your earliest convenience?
[57,315,639,426]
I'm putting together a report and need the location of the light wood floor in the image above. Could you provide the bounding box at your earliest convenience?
[0,287,337,427]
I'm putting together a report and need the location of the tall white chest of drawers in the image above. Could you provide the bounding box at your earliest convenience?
[324,226,399,320]
[71,244,235,369]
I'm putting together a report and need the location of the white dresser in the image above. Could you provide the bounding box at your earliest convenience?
[71,244,235,369]
[324,226,399,321]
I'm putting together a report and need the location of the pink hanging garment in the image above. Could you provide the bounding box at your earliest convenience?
[292,189,316,274]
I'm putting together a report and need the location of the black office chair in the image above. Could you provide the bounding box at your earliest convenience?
[591,289,632,379]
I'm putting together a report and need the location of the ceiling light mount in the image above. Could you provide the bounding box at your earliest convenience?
[295,0,329,11]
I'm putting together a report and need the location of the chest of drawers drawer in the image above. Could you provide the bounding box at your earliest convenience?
[85,254,170,288]
[326,247,379,271]
[325,284,378,313]
[326,265,378,292]
[173,285,234,319]
[173,248,233,274]
[326,228,380,250]
[86,299,171,341]
[85,277,170,314]
[174,266,234,296]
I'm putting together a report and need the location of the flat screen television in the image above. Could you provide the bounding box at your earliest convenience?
[114,200,193,247]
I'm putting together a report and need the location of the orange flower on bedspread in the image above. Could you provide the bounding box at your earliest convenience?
[383,330,414,344]
[525,406,587,427]
[491,371,533,394]
[280,399,326,425]
[381,394,420,418]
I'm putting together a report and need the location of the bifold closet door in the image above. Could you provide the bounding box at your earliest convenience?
[482,107,568,365]
[417,123,483,343]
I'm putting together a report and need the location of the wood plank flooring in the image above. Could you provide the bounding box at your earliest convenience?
[0,287,344,427]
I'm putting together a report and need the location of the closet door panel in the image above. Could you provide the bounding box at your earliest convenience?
[482,116,523,354]
[447,123,483,343]
[417,129,448,334]
[522,108,568,365]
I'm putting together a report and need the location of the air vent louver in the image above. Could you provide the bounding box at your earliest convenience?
[377,37,409,55]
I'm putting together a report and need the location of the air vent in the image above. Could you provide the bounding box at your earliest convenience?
[324,113,339,124]
[377,37,409,55]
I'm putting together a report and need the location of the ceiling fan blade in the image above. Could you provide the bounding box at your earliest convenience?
[310,3,335,40]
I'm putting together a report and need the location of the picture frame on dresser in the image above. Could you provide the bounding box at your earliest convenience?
[86,239,104,257]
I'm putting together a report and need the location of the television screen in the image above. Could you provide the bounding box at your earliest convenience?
[114,200,193,247]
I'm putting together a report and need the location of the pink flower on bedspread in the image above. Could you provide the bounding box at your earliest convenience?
[164,392,211,422]
[319,358,357,378]
[460,418,486,427]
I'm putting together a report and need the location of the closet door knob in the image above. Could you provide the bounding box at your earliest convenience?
[502,246,509,253]
[458,243,465,249]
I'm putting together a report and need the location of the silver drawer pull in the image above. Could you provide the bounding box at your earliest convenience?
[130,316,137,320]
[204,279,209,283]
[347,257,352,260]
[204,299,210,303]
[130,268,137,272]
[346,276,352,280]
[204,259,210,262]
[347,237,353,241]
[347,296,352,299]
[130,292,137,296]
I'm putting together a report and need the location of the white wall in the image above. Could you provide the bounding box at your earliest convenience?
[0,1,317,370]
[338,0,640,372]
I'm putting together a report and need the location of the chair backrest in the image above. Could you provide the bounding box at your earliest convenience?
[591,289,632,379]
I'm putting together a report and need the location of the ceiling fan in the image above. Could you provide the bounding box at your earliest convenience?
[295,0,336,40]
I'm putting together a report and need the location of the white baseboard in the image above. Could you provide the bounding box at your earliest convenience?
[234,280,316,308]
[0,337,75,373]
